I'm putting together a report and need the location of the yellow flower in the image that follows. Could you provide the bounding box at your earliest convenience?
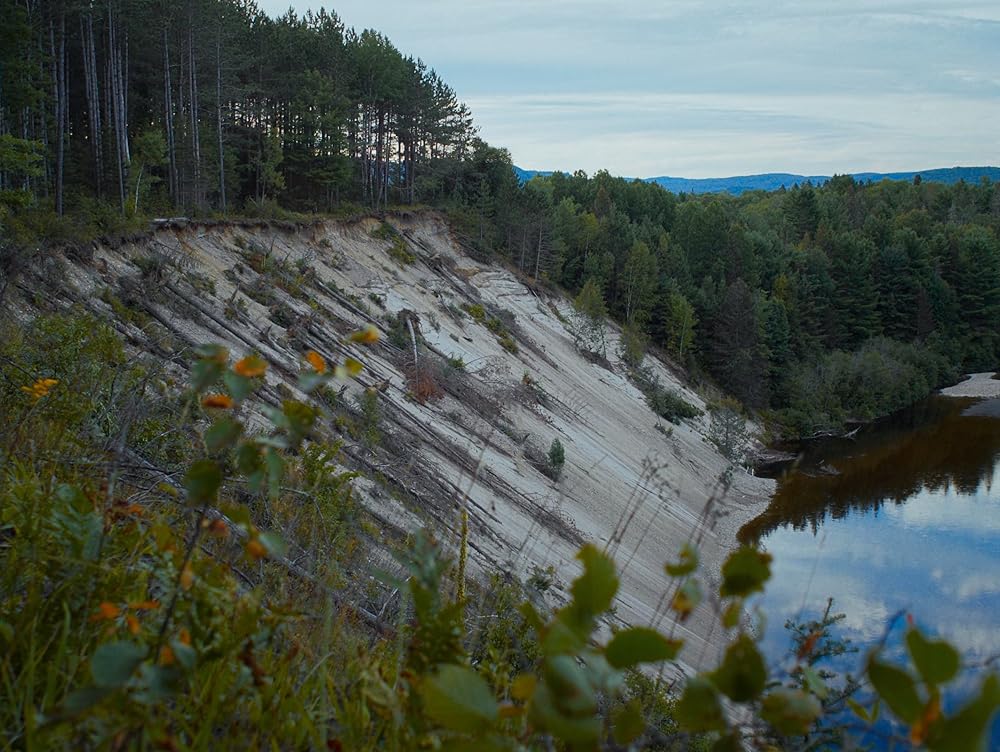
[349,325,380,345]
[21,378,59,401]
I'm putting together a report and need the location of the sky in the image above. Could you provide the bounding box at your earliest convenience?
[258,1,1000,178]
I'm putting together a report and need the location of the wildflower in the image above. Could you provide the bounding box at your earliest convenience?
[203,518,229,538]
[305,350,327,373]
[234,355,267,378]
[126,615,141,635]
[349,325,380,345]
[201,393,234,409]
[21,377,58,401]
[89,602,122,622]
[129,600,161,611]
[344,357,364,376]
[245,539,268,560]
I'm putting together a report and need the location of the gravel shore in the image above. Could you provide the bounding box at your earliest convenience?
[939,372,1000,398]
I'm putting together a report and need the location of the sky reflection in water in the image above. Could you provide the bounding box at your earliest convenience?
[745,396,1000,747]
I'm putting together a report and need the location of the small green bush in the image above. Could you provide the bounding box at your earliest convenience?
[547,438,565,480]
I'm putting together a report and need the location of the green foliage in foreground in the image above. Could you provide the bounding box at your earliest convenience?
[1,314,998,750]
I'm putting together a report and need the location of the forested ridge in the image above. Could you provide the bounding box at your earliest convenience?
[2,0,999,431]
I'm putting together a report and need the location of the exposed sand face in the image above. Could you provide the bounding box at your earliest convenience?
[15,214,774,672]
[940,372,1000,398]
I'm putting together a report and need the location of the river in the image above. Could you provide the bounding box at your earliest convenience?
[742,393,1000,748]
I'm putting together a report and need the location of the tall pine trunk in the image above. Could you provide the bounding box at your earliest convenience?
[215,33,225,213]
[163,28,177,202]
[81,13,104,197]
[187,19,201,210]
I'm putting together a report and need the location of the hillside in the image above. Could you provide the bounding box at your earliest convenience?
[4,212,772,673]
[514,165,1000,194]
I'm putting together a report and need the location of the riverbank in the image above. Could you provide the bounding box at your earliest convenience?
[940,371,1000,398]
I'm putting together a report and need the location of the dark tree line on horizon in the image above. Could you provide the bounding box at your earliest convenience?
[3,0,1000,434]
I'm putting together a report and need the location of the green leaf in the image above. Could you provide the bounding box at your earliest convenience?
[204,416,242,453]
[571,544,618,616]
[421,664,499,734]
[543,655,597,716]
[928,674,1000,752]
[676,676,726,732]
[761,688,822,735]
[541,617,587,656]
[235,442,262,475]
[62,686,112,714]
[906,628,960,686]
[846,697,870,722]
[612,698,646,745]
[134,664,183,704]
[191,360,224,392]
[866,655,922,723]
[297,370,330,394]
[223,371,253,402]
[184,460,222,504]
[258,531,287,558]
[528,683,603,744]
[801,665,829,700]
[605,627,682,669]
[170,640,197,671]
[719,547,772,598]
[266,447,283,499]
[710,634,766,702]
[721,600,743,629]
[665,543,699,577]
[91,641,146,688]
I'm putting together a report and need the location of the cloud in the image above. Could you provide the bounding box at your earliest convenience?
[259,1,1000,175]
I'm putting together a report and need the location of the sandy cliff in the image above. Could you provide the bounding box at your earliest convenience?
[8,212,774,671]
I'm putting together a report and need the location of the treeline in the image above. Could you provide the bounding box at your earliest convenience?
[0,0,478,220]
[454,170,1000,433]
[3,1,1000,432]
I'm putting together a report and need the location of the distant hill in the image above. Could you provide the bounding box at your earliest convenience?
[514,166,1000,195]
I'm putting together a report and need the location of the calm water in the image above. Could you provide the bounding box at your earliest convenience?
[742,395,1000,748]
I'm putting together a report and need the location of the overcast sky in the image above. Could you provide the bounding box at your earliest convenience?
[259,1,1000,178]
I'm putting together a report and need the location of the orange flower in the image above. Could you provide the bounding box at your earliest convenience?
[129,599,161,611]
[246,539,268,560]
[305,350,327,373]
[159,645,176,666]
[203,518,229,538]
[126,614,141,635]
[178,627,192,646]
[349,325,380,345]
[201,393,234,409]
[89,602,122,622]
[234,355,267,378]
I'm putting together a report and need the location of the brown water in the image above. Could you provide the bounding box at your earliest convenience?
[742,395,1000,747]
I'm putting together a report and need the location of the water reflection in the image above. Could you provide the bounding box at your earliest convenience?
[741,397,1000,543]
[744,395,1000,747]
